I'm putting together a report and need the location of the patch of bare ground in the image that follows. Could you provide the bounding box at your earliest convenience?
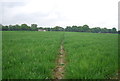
[53,42,66,80]
[109,70,119,80]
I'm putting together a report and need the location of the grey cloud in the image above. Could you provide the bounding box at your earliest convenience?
[3,13,47,24]
[1,0,118,29]
[2,7,66,26]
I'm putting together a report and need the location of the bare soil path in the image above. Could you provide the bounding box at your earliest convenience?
[53,37,66,80]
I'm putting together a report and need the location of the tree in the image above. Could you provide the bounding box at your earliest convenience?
[21,24,29,31]
[77,26,83,32]
[9,25,14,31]
[118,30,120,34]
[111,27,117,33]
[14,24,21,31]
[71,25,78,32]
[82,25,90,32]
[101,28,108,33]
[2,25,9,31]
[44,27,51,31]
[1,24,118,33]
[52,26,64,31]
[0,24,2,31]
[65,26,72,31]
[108,29,112,33]
[31,24,38,31]
[91,27,101,33]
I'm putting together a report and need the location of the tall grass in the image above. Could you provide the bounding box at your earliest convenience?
[2,31,63,79]
[0,31,2,80]
[64,32,118,79]
[2,31,118,79]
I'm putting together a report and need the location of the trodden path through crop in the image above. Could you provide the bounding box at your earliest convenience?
[53,33,66,80]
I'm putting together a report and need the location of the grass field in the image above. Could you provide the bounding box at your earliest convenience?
[64,32,118,79]
[2,31,118,79]
[2,31,63,79]
[0,31,2,80]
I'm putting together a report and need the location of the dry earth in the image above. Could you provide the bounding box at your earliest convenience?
[53,43,65,80]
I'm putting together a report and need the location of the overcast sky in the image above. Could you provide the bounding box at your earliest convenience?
[0,0,119,29]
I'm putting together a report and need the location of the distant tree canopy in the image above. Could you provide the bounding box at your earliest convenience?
[1,24,118,33]
[31,24,38,31]
[118,30,120,34]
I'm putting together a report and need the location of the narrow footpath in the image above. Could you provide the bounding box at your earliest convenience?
[53,34,66,80]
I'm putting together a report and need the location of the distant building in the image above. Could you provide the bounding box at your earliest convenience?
[38,29,46,31]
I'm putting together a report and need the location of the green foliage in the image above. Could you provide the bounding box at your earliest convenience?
[31,24,38,31]
[2,26,9,31]
[112,27,117,33]
[51,26,64,31]
[2,31,63,79]
[1,24,118,33]
[2,24,37,31]
[64,32,118,79]
[2,31,118,79]
[118,30,120,34]
[21,24,30,31]
[0,24,2,31]
[0,31,1,80]
[91,27,101,33]
[65,26,72,31]
[82,25,90,32]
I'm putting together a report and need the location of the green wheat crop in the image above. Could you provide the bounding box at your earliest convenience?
[64,32,118,79]
[2,31,63,79]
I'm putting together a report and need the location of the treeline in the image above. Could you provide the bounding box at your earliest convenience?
[64,25,118,33]
[0,24,118,33]
[0,24,38,31]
